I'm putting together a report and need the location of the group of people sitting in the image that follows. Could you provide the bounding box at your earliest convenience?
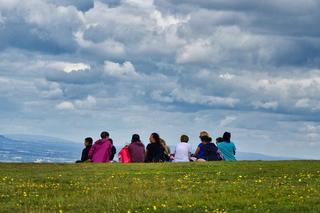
[76,131,236,163]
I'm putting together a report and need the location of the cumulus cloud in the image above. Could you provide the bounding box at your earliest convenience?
[56,101,75,110]
[56,96,97,110]
[1,0,320,159]
[219,116,237,127]
[103,61,140,78]
[43,61,91,73]
[253,101,279,110]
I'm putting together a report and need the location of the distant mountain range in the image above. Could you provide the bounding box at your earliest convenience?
[0,134,299,163]
[0,134,81,163]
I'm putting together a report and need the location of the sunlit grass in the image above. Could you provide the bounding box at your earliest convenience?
[0,161,319,212]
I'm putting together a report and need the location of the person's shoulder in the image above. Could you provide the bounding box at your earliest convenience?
[217,142,224,147]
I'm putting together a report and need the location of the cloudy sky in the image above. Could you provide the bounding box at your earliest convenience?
[0,0,320,159]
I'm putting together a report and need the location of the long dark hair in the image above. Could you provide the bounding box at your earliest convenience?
[151,132,161,144]
[131,134,141,143]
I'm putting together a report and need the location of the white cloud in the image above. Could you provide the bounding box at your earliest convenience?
[34,79,63,98]
[219,73,234,80]
[151,10,190,30]
[0,0,19,10]
[104,61,140,78]
[125,0,154,9]
[253,101,279,110]
[219,116,237,127]
[74,31,125,56]
[176,26,285,65]
[74,95,96,109]
[0,12,5,24]
[170,87,239,107]
[295,99,310,108]
[1,0,320,160]
[56,95,97,110]
[43,61,91,73]
[56,101,75,110]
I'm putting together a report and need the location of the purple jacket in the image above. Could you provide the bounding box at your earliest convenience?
[88,139,112,163]
[128,142,145,162]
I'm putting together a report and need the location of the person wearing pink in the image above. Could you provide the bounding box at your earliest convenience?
[88,131,112,163]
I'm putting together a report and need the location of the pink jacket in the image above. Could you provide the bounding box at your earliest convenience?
[88,139,112,163]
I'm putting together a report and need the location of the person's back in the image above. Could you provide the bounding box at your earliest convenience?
[174,135,191,162]
[129,142,145,162]
[146,143,164,162]
[204,142,222,161]
[145,133,165,162]
[89,131,112,163]
[217,141,236,161]
[217,132,236,161]
[174,143,191,162]
[76,137,93,163]
[81,146,92,162]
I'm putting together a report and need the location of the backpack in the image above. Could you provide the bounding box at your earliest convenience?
[118,146,132,163]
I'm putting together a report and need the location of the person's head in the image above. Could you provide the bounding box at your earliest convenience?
[180,135,189,143]
[109,138,113,145]
[216,137,223,143]
[200,135,212,143]
[199,131,209,137]
[100,131,109,139]
[84,137,93,147]
[149,132,160,144]
[223,132,231,142]
[131,134,141,143]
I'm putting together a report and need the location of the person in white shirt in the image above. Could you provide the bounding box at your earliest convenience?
[173,135,191,162]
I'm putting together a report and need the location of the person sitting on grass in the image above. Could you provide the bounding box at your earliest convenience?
[128,134,145,163]
[217,132,236,161]
[194,131,223,161]
[160,138,171,162]
[216,137,223,144]
[88,131,112,163]
[172,135,191,162]
[76,137,93,163]
[145,133,166,163]
[109,139,117,162]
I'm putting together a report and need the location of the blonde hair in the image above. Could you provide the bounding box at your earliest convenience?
[160,138,170,155]
[199,131,209,137]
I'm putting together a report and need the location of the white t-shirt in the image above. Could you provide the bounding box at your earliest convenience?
[174,142,191,162]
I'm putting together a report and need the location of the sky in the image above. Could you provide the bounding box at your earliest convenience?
[0,0,320,159]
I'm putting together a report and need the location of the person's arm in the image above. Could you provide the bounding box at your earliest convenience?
[233,144,236,155]
[88,145,95,159]
[194,147,200,158]
[144,150,149,162]
[81,148,87,162]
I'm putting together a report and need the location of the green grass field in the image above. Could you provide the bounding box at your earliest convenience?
[0,161,319,213]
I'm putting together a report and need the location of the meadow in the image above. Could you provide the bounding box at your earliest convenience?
[0,161,319,212]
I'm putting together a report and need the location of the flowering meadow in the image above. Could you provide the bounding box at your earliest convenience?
[0,161,319,212]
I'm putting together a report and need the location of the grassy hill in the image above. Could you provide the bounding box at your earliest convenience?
[0,161,319,212]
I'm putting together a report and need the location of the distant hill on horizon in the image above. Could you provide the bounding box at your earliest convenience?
[0,134,303,162]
